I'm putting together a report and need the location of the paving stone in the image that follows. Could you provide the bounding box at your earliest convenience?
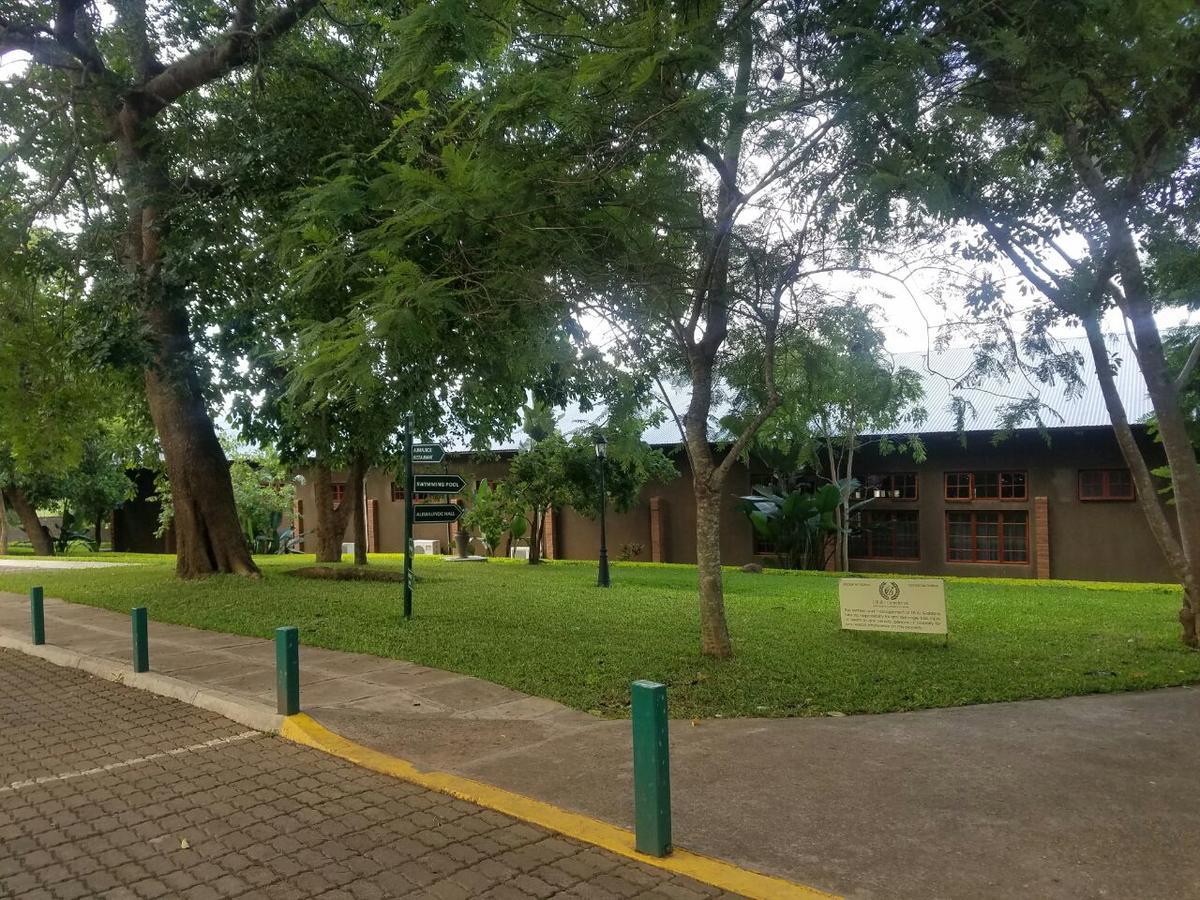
[0,650,739,899]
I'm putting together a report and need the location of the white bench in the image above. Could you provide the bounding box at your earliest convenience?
[510,546,530,560]
[413,540,440,555]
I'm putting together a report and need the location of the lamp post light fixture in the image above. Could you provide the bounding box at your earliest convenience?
[595,432,611,588]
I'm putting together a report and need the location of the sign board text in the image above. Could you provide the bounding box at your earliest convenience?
[838,578,947,635]
[413,474,465,493]
[411,503,464,524]
[411,443,445,463]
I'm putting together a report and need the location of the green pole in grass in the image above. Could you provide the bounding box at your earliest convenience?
[275,626,299,716]
[30,586,44,646]
[631,680,672,857]
[131,607,149,673]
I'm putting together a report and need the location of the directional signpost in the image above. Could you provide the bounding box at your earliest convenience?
[402,435,465,621]
[403,429,416,619]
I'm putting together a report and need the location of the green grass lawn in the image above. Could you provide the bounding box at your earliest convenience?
[1,551,1197,719]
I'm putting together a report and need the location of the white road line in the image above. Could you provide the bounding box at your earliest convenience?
[0,730,260,793]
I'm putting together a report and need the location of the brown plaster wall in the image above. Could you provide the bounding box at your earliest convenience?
[846,429,1172,583]
[551,450,757,566]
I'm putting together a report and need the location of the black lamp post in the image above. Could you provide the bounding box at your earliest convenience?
[595,432,610,588]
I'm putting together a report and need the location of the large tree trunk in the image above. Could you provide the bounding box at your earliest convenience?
[350,455,367,566]
[311,463,352,562]
[145,359,258,578]
[683,348,735,659]
[119,115,257,580]
[693,475,733,658]
[527,510,543,564]
[3,486,54,556]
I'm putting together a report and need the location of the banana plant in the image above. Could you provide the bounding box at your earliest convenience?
[739,479,872,570]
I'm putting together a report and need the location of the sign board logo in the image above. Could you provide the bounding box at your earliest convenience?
[878,580,901,603]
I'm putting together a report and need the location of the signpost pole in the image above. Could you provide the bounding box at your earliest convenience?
[403,421,414,620]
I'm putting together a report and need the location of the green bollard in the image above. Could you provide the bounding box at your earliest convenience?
[30,586,45,646]
[275,626,300,716]
[131,607,149,673]
[631,679,672,857]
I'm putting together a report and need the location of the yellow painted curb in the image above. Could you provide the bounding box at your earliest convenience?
[280,713,838,900]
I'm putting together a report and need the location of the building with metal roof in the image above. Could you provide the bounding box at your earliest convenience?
[281,335,1174,585]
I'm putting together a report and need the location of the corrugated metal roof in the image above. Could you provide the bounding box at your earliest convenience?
[452,334,1149,453]
[890,334,1151,434]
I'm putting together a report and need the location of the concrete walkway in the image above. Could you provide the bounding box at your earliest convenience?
[1,590,1198,899]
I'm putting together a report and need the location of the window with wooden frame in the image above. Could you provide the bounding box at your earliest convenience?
[862,473,918,500]
[331,483,346,508]
[944,471,1027,501]
[1079,469,1134,501]
[390,482,432,503]
[946,511,1028,563]
[850,510,920,560]
[944,471,972,500]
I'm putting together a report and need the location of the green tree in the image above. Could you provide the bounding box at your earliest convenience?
[560,426,678,524]
[499,400,676,564]
[0,234,139,554]
[228,444,301,554]
[460,479,523,557]
[828,0,1200,643]
[504,434,572,566]
[726,306,926,570]
[202,16,422,567]
[1,0,371,577]
[267,8,637,567]
[420,1,861,656]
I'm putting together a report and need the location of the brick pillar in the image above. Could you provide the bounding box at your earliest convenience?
[542,508,555,560]
[1034,496,1050,579]
[649,497,666,562]
[366,499,379,553]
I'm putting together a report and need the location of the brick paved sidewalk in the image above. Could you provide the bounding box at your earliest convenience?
[0,650,738,900]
